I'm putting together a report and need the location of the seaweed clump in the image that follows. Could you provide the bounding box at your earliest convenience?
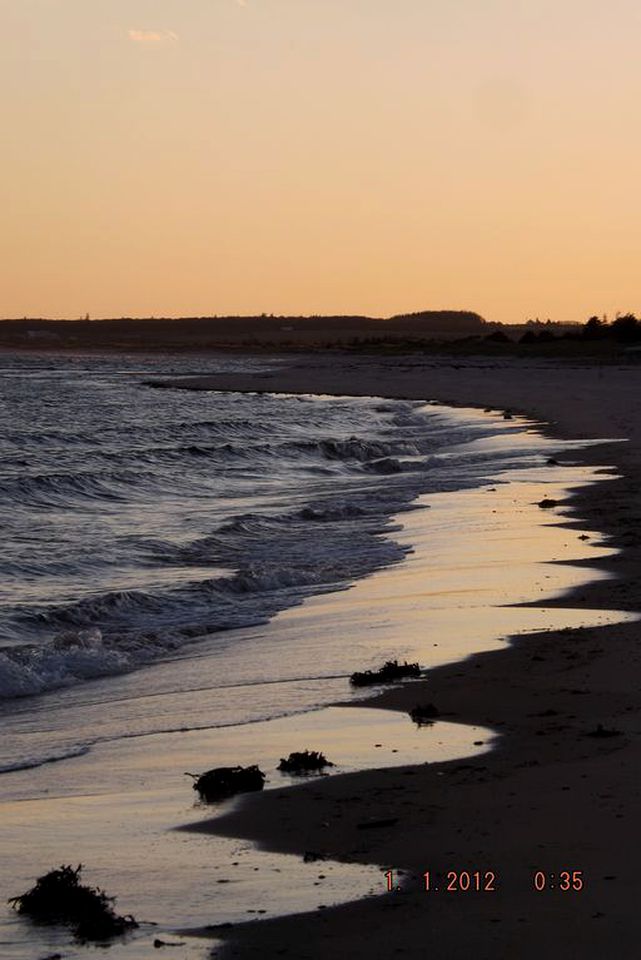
[8,864,138,942]
[278,750,334,773]
[584,724,622,739]
[186,765,265,801]
[350,660,421,687]
[409,703,440,726]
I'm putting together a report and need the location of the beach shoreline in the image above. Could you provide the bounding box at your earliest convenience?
[160,355,641,958]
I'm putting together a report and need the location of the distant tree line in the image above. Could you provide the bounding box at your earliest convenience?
[516,313,641,345]
[581,313,641,343]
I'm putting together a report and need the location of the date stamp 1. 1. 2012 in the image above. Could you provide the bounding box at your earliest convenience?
[385,870,585,893]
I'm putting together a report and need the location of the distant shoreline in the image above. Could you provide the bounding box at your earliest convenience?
[2,312,637,360]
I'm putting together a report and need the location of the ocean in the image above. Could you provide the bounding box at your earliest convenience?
[0,352,631,958]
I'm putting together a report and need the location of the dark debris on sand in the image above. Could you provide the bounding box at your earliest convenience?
[350,660,421,687]
[9,864,138,942]
[278,750,335,773]
[584,724,623,738]
[186,765,266,801]
[409,703,440,725]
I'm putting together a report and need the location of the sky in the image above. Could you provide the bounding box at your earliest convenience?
[2,0,641,324]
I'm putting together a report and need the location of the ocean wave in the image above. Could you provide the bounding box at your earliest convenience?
[0,469,157,505]
[15,531,407,634]
[6,416,277,448]
[362,457,404,474]
[0,635,133,699]
[0,434,422,506]
[1,518,410,700]
[0,743,92,774]
[290,436,421,461]
[297,503,366,521]
[0,627,180,700]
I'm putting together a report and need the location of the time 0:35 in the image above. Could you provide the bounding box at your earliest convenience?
[534,870,584,891]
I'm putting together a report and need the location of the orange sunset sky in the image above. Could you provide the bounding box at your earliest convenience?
[2,0,640,324]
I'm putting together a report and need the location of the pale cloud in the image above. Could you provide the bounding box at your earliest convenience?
[128,29,179,44]
[234,0,247,7]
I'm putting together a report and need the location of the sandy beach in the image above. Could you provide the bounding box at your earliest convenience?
[7,1,641,955]
[156,354,641,959]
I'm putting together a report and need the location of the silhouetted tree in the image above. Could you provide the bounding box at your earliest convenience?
[583,315,608,340]
[611,313,641,342]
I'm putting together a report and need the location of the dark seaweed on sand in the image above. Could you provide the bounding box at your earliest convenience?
[409,703,440,725]
[278,750,335,773]
[186,764,266,801]
[584,723,622,738]
[350,659,421,687]
[8,864,138,942]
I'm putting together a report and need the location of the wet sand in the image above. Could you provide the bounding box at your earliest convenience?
[160,356,641,959]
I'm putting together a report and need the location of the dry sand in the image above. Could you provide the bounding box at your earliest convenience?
[161,355,641,959]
